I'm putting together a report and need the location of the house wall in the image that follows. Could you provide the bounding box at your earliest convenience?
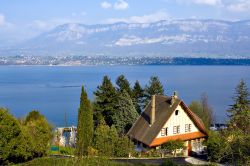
[156,105,199,138]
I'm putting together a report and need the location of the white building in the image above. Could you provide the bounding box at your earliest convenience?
[127,93,208,156]
[55,126,77,147]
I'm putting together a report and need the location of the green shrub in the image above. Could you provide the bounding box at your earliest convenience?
[59,147,75,155]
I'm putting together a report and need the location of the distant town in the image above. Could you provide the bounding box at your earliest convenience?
[0,56,250,66]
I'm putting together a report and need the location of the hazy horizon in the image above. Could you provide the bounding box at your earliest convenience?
[1,0,250,46]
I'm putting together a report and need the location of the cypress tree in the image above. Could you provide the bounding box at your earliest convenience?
[76,86,93,157]
[132,80,144,114]
[94,76,117,126]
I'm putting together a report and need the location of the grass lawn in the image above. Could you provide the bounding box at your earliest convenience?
[17,157,134,166]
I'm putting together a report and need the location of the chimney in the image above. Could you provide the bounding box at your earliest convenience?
[173,91,178,99]
[150,95,156,126]
[170,91,178,106]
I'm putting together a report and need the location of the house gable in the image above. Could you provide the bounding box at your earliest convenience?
[150,103,207,147]
[155,104,199,138]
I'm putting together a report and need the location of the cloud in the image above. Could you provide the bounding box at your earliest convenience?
[227,1,250,12]
[101,0,128,10]
[114,0,129,10]
[101,1,112,9]
[0,14,6,26]
[192,0,221,6]
[176,0,221,6]
[0,13,14,28]
[104,11,170,24]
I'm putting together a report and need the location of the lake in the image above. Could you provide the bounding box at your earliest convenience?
[0,65,249,127]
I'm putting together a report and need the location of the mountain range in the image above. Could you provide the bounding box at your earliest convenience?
[1,19,250,58]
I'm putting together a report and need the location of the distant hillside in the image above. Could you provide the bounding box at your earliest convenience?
[1,19,250,58]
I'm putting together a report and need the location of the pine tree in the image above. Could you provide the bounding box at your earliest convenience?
[132,80,144,114]
[94,76,117,126]
[213,79,250,165]
[113,90,139,134]
[227,79,250,134]
[116,75,132,96]
[228,79,249,116]
[76,86,93,157]
[144,76,164,107]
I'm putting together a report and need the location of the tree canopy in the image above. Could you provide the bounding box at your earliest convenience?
[132,80,144,114]
[94,76,117,126]
[144,76,164,107]
[116,75,132,96]
[189,93,214,129]
[76,86,94,157]
[113,90,138,134]
[0,108,52,164]
[207,79,250,165]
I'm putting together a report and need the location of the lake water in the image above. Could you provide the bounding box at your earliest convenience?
[0,65,249,127]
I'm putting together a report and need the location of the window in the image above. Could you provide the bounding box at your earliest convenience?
[173,125,180,134]
[185,124,191,132]
[177,126,180,133]
[161,128,165,136]
[161,128,168,136]
[175,110,179,115]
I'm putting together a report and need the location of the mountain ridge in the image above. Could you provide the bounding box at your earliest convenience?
[1,19,250,58]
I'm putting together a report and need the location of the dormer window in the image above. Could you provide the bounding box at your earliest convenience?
[175,110,179,115]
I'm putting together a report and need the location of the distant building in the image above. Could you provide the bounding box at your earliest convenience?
[210,123,227,131]
[54,126,77,147]
[127,93,208,156]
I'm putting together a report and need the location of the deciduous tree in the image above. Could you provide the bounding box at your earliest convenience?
[24,110,53,157]
[189,93,214,129]
[161,140,184,157]
[0,108,33,164]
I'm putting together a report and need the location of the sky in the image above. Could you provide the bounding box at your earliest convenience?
[0,0,250,45]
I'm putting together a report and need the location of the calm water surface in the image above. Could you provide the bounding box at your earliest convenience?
[0,65,249,126]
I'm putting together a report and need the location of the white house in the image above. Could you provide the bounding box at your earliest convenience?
[127,93,208,156]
